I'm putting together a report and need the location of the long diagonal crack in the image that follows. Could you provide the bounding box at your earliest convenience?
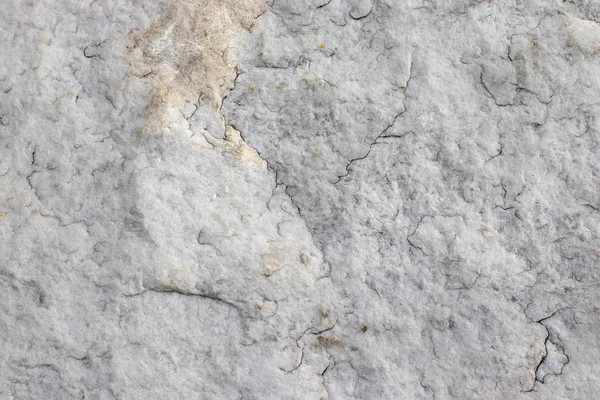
[124,286,240,311]
[332,109,406,184]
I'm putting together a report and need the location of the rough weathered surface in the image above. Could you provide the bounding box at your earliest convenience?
[1,0,600,399]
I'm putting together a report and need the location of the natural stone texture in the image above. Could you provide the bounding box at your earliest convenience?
[1,0,599,399]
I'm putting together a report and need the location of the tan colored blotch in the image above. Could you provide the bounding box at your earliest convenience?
[260,241,297,277]
[222,125,267,166]
[131,0,268,134]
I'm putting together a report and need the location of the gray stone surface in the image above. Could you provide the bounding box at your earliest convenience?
[1,0,600,399]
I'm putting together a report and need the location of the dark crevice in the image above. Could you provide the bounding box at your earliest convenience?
[333,109,406,184]
[524,309,570,392]
[124,286,239,311]
[485,145,503,163]
[349,6,373,21]
[197,229,223,255]
[316,0,332,10]
[478,69,514,107]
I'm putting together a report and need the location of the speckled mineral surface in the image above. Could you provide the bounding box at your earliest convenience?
[1,0,600,399]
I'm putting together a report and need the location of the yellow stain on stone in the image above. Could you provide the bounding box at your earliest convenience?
[130,0,269,135]
[223,125,267,167]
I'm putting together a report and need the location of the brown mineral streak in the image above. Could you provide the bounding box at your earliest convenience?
[131,0,268,134]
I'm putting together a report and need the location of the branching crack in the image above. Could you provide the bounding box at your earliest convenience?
[485,145,503,163]
[284,320,338,374]
[407,215,428,255]
[333,109,406,184]
[478,68,514,107]
[524,309,570,392]
[221,67,327,283]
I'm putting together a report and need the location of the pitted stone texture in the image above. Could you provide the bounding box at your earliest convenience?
[224,0,600,398]
[2,0,600,399]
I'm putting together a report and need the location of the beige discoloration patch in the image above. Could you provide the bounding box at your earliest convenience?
[154,265,198,292]
[222,125,267,167]
[131,0,268,135]
[261,241,297,277]
[317,335,344,347]
[192,123,267,166]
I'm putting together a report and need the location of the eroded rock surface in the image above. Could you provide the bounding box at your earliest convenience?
[1,0,599,399]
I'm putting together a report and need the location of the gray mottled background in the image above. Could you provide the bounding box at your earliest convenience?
[1,0,599,398]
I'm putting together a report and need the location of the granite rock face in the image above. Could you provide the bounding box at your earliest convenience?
[1,0,600,399]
